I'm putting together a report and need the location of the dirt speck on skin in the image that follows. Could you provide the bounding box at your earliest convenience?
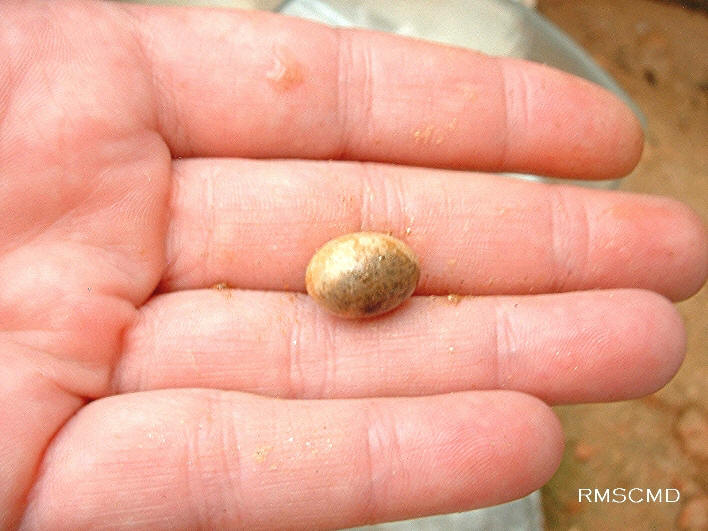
[413,125,447,145]
[284,292,298,303]
[266,46,304,91]
[254,446,273,463]
[457,82,478,101]
[211,282,232,297]
[446,294,462,305]
[413,125,433,143]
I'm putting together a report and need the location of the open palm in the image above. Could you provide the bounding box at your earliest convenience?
[2,1,706,529]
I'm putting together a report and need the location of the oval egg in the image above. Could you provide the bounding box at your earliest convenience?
[305,232,420,318]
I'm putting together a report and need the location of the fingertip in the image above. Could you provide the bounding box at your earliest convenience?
[637,197,708,301]
[574,80,645,180]
[633,290,686,395]
[501,392,565,494]
[611,95,645,178]
[669,201,708,300]
[457,391,564,506]
[500,60,647,180]
[592,290,686,400]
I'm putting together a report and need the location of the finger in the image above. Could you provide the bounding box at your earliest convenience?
[23,389,562,529]
[122,2,642,178]
[113,289,684,405]
[0,343,84,530]
[161,158,708,301]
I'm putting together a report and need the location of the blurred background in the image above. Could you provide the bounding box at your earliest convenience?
[535,2,706,530]
[120,0,707,528]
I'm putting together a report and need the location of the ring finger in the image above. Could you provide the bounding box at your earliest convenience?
[114,288,684,404]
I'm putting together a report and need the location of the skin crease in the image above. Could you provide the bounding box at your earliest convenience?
[0,1,706,529]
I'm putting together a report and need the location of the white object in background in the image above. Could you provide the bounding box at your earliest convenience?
[281,0,532,58]
[343,491,544,531]
[229,0,284,8]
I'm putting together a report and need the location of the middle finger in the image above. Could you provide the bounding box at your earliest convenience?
[160,158,705,301]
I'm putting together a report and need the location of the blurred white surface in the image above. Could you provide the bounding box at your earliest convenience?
[281,0,532,57]
[121,0,536,12]
[345,491,544,531]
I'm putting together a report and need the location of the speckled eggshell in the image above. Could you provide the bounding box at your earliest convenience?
[305,232,420,319]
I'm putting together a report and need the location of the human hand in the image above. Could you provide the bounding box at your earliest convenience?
[2,1,706,529]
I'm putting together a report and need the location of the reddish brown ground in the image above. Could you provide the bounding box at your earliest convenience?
[537,1,707,529]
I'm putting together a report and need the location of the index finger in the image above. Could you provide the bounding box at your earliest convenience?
[123,3,643,178]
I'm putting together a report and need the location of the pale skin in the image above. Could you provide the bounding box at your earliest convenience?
[1,1,707,529]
